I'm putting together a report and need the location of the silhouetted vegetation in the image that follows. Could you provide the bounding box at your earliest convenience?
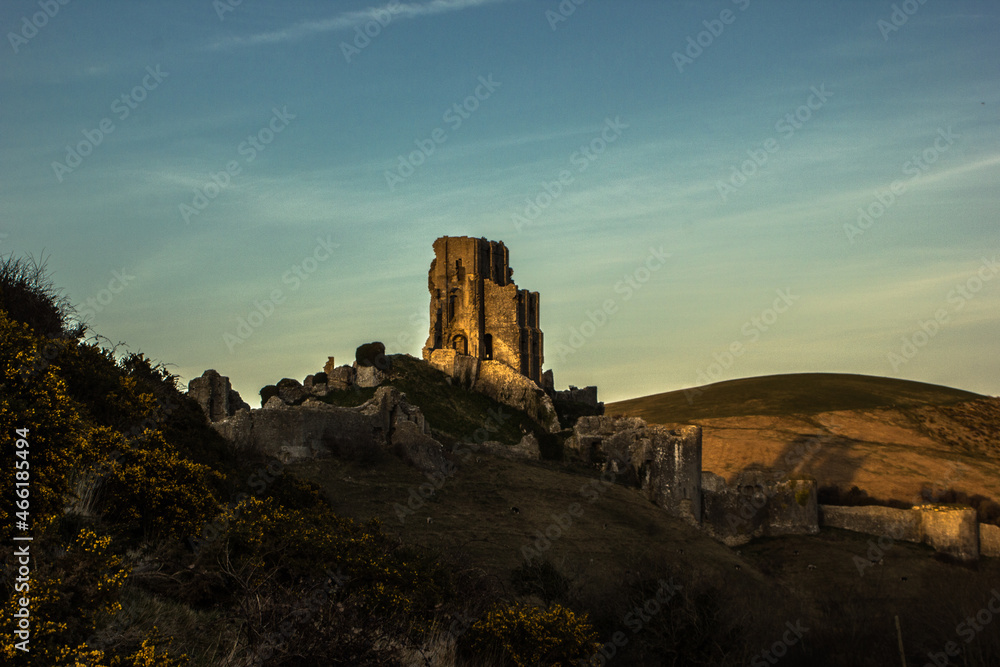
[0,253,80,338]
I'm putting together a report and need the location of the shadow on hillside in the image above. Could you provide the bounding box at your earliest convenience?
[760,432,870,489]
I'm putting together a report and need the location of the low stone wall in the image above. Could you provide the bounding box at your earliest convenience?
[819,504,982,561]
[210,386,447,473]
[819,505,922,543]
[702,471,819,546]
[918,505,979,561]
[981,523,1000,558]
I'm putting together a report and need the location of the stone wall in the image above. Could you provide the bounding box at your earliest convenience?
[188,369,250,422]
[701,471,819,546]
[570,415,702,524]
[819,504,983,561]
[551,385,604,429]
[981,523,1000,558]
[422,236,543,384]
[208,385,446,474]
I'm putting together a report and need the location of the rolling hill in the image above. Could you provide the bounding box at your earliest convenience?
[607,373,1000,505]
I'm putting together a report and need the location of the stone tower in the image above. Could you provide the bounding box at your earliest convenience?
[422,236,543,384]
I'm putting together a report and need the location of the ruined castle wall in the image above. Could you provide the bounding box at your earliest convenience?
[483,280,522,372]
[643,425,702,524]
[981,523,1000,558]
[207,387,446,473]
[819,504,982,561]
[819,505,923,543]
[702,471,819,546]
[423,236,543,383]
[919,506,979,561]
[570,416,703,524]
[473,360,560,432]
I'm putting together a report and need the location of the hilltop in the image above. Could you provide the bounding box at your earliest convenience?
[608,373,1000,505]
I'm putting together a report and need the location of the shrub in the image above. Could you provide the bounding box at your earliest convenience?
[461,602,598,667]
[0,253,79,338]
[95,432,222,539]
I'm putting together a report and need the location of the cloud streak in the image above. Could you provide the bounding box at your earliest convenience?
[208,0,510,50]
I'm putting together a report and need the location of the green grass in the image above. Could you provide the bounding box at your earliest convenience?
[319,354,544,447]
[608,372,985,423]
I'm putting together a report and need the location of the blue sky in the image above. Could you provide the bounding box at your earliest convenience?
[2,0,997,405]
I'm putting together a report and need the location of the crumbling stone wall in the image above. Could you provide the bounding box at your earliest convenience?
[701,471,819,546]
[552,385,604,429]
[188,369,250,422]
[981,523,1000,558]
[917,505,979,561]
[198,374,446,473]
[422,236,543,383]
[570,415,702,524]
[819,504,982,561]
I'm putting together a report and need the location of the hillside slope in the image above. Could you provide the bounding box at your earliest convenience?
[607,373,1000,504]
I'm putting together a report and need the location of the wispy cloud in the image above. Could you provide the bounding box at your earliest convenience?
[208,0,510,50]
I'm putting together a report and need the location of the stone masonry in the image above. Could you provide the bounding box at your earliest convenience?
[570,415,702,524]
[188,369,250,422]
[422,236,543,384]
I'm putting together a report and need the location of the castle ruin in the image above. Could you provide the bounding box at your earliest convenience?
[422,236,544,384]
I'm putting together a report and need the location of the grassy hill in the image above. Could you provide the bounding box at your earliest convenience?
[608,373,1000,511]
[607,372,986,424]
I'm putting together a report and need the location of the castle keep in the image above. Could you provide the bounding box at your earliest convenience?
[422,236,544,384]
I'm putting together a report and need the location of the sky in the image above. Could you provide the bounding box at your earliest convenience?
[1,0,997,406]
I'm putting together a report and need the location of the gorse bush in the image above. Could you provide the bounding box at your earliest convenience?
[0,526,188,665]
[0,253,79,338]
[461,601,599,667]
